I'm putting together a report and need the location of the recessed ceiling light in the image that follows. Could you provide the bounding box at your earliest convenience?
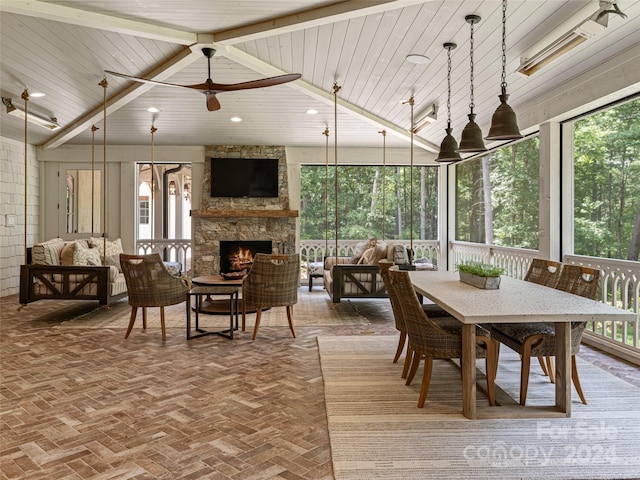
[406,54,430,64]
[147,107,160,113]
[231,116,242,122]
[30,92,46,98]
[306,109,318,115]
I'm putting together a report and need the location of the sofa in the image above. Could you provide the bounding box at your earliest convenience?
[20,237,129,306]
[323,239,435,303]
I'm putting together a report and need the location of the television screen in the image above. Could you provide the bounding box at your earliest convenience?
[211,158,279,197]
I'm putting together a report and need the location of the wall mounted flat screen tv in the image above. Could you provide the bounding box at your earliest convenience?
[210,157,279,198]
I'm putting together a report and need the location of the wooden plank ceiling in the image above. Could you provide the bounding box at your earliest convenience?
[1,0,639,152]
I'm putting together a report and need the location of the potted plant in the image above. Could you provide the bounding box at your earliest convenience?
[456,262,505,289]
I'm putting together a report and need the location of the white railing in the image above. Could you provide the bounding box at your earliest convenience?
[450,241,538,279]
[565,254,639,362]
[450,241,640,362]
[137,238,192,274]
[299,239,441,278]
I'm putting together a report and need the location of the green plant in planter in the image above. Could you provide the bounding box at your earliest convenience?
[456,262,505,277]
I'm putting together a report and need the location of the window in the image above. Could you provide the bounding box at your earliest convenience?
[139,199,150,225]
[300,165,438,240]
[571,97,640,261]
[455,136,540,249]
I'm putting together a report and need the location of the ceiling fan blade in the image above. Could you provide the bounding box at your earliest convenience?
[104,70,189,90]
[210,73,301,92]
[206,93,221,111]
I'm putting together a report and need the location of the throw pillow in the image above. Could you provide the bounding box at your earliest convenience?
[106,254,122,272]
[89,237,123,257]
[350,241,367,264]
[359,247,377,265]
[73,243,102,266]
[60,242,76,266]
[373,242,388,263]
[392,244,410,265]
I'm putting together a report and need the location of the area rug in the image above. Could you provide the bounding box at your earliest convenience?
[318,335,640,480]
[56,288,385,329]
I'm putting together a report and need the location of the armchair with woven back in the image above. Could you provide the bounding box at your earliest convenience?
[490,259,601,405]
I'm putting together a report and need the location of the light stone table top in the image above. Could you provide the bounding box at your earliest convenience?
[408,271,638,325]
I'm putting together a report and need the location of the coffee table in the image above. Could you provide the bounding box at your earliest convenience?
[191,275,244,314]
[186,285,239,339]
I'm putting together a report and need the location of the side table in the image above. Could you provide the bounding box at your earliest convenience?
[186,285,239,339]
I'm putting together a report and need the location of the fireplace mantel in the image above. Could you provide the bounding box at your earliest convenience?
[191,209,299,218]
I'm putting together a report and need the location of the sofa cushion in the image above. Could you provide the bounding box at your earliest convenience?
[350,238,377,263]
[391,244,410,265]
[73,243,102,266]
[32,238,65,266]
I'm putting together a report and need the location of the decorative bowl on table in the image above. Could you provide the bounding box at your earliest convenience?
[221,270,247,280]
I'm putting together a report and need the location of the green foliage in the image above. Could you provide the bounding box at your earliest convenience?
[455,136,540,248]
[573,98,640,261]
[456,262,505,277]
[300,165,438,240]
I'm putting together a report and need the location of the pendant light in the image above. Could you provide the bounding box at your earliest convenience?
[436,42,462,162]
[458,14,487,153]
[486,0,522,141]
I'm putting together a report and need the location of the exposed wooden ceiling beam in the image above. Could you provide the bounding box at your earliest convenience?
[214,0,431,44]
[0,0,196,45]
[43,47,204,149]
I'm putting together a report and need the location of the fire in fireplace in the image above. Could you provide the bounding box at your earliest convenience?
[219,240,273,273]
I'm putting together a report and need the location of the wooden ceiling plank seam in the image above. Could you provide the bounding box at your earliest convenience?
[303,27,319,82]
[323,20,349,88]
[333,16,367,95]
[351,7,408,109]
[362,4,439,116]
[311,24,333,89]
[290,30,306,76]
[265,35,282,71]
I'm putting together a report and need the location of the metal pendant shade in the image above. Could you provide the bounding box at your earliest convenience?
[486,1,522,141]
[458,112,486,153]
[458,15,487,153]
[436,42,461,162]
[436,127,462,162]
[486,90,522,140]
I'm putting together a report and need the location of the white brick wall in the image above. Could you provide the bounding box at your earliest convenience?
[1,136,39,297]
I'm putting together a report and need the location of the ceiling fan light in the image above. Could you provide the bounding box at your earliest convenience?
[486,92,523,140]
[458,113,487,153]
[436,127,462,162]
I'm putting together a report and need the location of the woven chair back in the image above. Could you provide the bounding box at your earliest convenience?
[555,265,600,300]
[242,253,300,309]
[524,258,562,288]
[388,268,465,358]
[120,253,188,308]
[378,260,405,333]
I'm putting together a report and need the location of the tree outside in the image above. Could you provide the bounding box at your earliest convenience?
[573,97,640,261]
[300,165,438,241]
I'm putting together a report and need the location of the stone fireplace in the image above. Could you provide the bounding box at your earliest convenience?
[191,145,298,276]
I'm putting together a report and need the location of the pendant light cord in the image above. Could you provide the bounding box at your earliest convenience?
[99,78,108,265]
[469,19,476,115]
[379,130,386,241]
[446,47,453,129]
[333,82,341,258]
[22,89,29,265]
[90,125,98,237]
[501,0,508,93]
[323,127,329,256]
[402,95,415,263]
[150,125,157,252]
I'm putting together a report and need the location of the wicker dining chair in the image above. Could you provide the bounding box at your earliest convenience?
[388,268,496,408]
[120,253,191,341]
[491,265,600,405]
[379,260,449,378]
[523,258,564,378]
[242,253,300,340]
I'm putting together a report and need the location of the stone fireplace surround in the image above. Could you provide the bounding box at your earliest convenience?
[191,145,298,276]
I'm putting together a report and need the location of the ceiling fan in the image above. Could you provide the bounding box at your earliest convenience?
[105,47,301,111]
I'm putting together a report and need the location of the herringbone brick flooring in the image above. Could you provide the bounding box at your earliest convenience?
[1,291,638,479]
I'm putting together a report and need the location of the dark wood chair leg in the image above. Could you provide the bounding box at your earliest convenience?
[406,350,421,386]
[417,357,433,408]
[286,305,296,338]
[160,306,166,342]
[401,345,413,379]
[252,308,263,340]
[125,307,137,339]
[572,355,587,405]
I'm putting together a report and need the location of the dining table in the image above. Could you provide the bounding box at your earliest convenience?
[408,270,638,420]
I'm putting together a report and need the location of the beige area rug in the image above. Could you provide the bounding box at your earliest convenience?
[318,335,640,480]
[57,288,382,329]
